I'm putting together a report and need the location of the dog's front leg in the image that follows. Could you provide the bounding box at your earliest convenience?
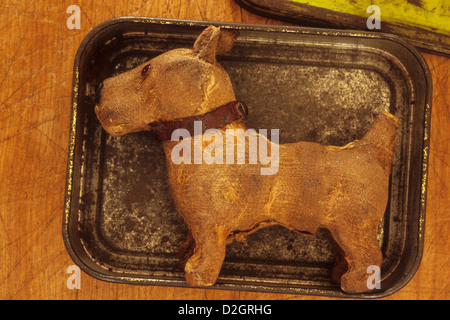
[183,226,228,287]
[178,230,195,270]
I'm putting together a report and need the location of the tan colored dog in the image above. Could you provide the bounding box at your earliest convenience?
[95,26,398,293]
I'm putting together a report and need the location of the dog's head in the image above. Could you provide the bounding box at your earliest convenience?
[95,26,239,136]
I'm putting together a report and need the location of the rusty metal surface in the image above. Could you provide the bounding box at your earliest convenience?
[63,18,431,298]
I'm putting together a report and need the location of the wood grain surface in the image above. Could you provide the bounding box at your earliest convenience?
[0,0,448,300]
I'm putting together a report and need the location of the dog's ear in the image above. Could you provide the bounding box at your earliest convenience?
[193,26,239,64]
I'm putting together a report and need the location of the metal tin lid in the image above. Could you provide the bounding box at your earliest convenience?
[237,0,450,56]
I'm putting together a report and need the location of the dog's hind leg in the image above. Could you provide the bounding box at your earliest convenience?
[327,219,382,293]
[183,226,228,287]
[323,229,349,284]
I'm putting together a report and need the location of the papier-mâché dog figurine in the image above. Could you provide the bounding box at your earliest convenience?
[95,26,398,293]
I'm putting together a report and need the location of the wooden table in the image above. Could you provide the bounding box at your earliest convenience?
[1,0,448,300]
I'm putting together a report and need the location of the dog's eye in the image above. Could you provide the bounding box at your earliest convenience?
[141,64,151,77]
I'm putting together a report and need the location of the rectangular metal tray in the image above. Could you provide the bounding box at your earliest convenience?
[63,18,431,298]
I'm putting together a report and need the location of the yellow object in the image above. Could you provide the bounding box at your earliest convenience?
[292,0,450,35]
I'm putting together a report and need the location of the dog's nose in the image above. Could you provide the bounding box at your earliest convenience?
[95,82,104,104]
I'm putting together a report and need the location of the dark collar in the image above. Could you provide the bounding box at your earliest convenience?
[148,101,248,140]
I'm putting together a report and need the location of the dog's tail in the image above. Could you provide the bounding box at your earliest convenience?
[355,112,398,175]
